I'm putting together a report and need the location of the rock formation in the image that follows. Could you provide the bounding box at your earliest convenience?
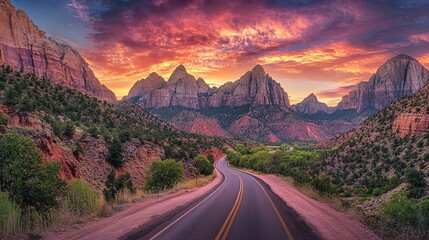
[392,113,429,137]
[126,72,166,102]
[127,64,290,109]
[0,0,116,102]
[208,65,290,108]
[337,54,429,112]
[292,93,335,115]
[169,110,230,138]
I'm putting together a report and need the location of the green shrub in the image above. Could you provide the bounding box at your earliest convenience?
[382,192,417,227]
[63,120,75,138]
[65,179,99,215]
[0,192,21,236]
[405,168,426,199]
[145,159,184,192]
[194,155,214,176]
[0,111,7,127]
[207,155,215,164]
[103,170,135,201]
[106,138,124,168]
[311,176,337,195]
[0,132,66,211]
[418,199,429,231]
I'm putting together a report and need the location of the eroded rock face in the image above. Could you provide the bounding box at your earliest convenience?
[125,72,166,101]
[392,113,429,137]
[292,93,335,115]
[337,54,429,112]
[170,110,230,138]
[0,1,116,102]
[209,65,290,108]
[128,64,290,109]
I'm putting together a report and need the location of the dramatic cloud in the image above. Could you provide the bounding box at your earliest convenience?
[66,0,429,104]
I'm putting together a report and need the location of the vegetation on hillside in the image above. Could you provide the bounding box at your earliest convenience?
[226,140,429,239]
[0,65,226,162]
[225,144,336,194]
[0,65,223,237]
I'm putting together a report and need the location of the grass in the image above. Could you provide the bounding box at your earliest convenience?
[0,192,21,236]
[172,172,217,192]
[0,171,218,238]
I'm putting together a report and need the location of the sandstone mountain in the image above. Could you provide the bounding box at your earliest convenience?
[0,0,116,102]
[292,93,335,115]
[337,54,429,112]
[314,80,429,190]
[126,64,290,109]
[134,65,352,142]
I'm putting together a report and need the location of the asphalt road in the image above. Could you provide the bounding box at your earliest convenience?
[122,158,319,240]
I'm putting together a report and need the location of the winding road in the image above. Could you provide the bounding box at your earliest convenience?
[122,158,319,240]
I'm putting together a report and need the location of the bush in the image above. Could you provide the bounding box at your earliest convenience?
[145,159,184,192]
[103,170,135,202]
[194,155,214,176]
[405,168,426,199]
[65,179,99,215]
[0,192,21,236]
[63,120,75,138]
[106,138,124,168]
[207,155,215,164]
[311,176,337,195]
[382,192,416,225]
[0,132,66,211]
[0,111,7,127]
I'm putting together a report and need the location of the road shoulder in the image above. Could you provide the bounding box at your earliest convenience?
[42,165,224,240]
[244,171,380,240]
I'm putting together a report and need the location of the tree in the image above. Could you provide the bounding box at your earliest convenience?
[0,132,66,211]
[63,120,75,138]
[207,155,215,164]
[405,168,427,199]
[194,155,214,176]
[145,159,184,192]
[0,111,7,127]
[103,170,135,201]
[106,138,124,168]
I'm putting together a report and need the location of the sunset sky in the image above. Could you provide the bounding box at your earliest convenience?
[12,0,429,105]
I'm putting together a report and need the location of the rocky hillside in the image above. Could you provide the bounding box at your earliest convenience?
[313,81,429,190]
[0,0,116,102]
[169,110,230,138]
[0,65,227,190]
[337,54,429,112]
[126,65,290,109]
[292,93,335,115]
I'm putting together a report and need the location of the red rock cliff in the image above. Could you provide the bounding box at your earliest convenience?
[0,0,116,102]
[392,113,429,137]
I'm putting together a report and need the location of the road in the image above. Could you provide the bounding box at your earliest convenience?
[121,158,319,240]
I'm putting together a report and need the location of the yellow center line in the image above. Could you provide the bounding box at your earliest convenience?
[215,174,243,240]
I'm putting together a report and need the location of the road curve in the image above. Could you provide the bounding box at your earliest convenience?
[121,158,319,240]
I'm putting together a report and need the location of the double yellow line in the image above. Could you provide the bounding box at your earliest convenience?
[215,175,244,240]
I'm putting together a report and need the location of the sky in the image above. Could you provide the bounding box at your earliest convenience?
[11,0,429,105]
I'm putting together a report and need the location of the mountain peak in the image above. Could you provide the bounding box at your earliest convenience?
[389,54,415,61]
[337,54,429,112]
[292,93,334,115]
[306,93,317,100]
[174,65,187,73]
[251,64,266,75]
[147,72,162,79]
[168,65,194,83]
